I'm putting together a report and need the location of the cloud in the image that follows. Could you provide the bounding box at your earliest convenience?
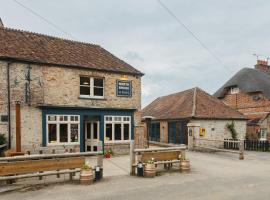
[1,0,270,107]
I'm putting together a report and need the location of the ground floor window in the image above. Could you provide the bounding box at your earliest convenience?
[260,128,267,140]
[104,116,131,142]
[46,115,80,145]
[150,122,160,142]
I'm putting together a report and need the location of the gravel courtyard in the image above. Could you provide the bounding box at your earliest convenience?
[1,151,270,200]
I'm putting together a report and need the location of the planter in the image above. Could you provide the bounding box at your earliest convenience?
[80,169,94,185]
[144,163,156,178]
[180,160,190,172]
[105,153,111,158]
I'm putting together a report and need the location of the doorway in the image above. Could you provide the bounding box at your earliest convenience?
[85,121,100,152]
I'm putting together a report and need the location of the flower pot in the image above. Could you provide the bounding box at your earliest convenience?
[80,169,94,185]
[144,163,156,178]
[105,153,111,158]
[180,160,190,172]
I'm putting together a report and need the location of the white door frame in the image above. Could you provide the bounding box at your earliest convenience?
[85,121,100,151]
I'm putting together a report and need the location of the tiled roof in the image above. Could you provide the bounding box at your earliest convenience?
[142,87,245,120]
[0,27,143,75]
[245,113,269,125]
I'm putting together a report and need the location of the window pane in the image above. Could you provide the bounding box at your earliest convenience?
[114,123,122,140]
[70,124,79,142]
[124,124,129,140]
[60,124,68,142]
[106,124,112,141]
[80,86,90,95]
[86,123,91,139]
[48,116,56,121]
[94,87,103,96]
[94,78,103,87]
[80,77,90,85]
[93,122,98,139]
[48,124,57,143]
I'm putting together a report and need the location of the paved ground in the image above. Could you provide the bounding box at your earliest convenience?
[1,151,270,200]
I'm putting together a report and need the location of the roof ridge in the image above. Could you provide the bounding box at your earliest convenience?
[0,26,100,47]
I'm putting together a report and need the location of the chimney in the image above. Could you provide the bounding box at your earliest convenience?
[255,59,270,74]
[0,18,3,27]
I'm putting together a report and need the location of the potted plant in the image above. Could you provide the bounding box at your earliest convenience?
[144,158,156,178]
[104,148,113,158]
[180,153,190,172]
[80,162,94,185]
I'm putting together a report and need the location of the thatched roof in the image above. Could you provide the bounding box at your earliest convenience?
[214,68,270,99]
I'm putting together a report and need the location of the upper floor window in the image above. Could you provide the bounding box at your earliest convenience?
[230,87,239,94]
[80,76,104,99]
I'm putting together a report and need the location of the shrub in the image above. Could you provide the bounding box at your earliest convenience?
[226,121,237,140]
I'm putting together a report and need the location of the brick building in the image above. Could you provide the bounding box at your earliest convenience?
[142,87,246,145]
[214,60,270,140]
[0,26,144,154]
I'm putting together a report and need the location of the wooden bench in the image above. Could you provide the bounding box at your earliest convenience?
[0,151,103,182]
[130,141,187,175]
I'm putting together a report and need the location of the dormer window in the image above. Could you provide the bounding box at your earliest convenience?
[80,76,104,99]
[230,87,239,94]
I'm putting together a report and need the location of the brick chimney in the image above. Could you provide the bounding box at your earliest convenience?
[255,60,270,74]
[0,18,3,27]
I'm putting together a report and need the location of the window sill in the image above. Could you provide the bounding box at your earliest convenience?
[79,96,106,101]
[47,143,80,146]
[104,140,131,144]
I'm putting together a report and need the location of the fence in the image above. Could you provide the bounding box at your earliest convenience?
[193,138,244,160]
[224,139,270,152]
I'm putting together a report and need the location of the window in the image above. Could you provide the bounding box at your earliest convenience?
[230,87,239,94]
[104,116,131,142]
[1,115,8,122]
[150,122,160,142]
[80,76,104,98]
[46,115,80,145]
[260,128,267,141]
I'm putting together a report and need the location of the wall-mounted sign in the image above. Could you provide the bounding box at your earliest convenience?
[116,80,132,97]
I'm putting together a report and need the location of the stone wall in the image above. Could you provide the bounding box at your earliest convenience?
[190,119,247,149]
[0,60,142,152]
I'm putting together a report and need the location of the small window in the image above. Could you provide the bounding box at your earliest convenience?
[1,115,8,122]
[48,115,56,121]
[124,124,130,140]
[70,124,79,142]
[80,76,104,98]
[230,87,239,94]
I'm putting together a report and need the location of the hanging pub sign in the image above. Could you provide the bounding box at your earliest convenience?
[116,80,132,97]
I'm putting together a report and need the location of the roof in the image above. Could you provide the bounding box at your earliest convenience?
[142,87,245,120]
[214,68,270,99]
[0,27,143,76]
[245,112,269,125]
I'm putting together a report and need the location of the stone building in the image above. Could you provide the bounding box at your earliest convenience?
[214,60,270,141]
[0,26,144,154]
[142,87,246,146]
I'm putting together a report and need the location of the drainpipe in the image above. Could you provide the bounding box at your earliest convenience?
[7,62,11,149]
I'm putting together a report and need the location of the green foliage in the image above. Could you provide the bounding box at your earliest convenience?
[0,134,7,145]
[147,158,155,164]
[226,121,237,140]
[82,164,92,170]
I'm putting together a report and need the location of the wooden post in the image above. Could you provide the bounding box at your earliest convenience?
[15,101,21,152]
[97,141,103,168]
[69,149,73,180]
[239,139,244,160]
[130,140,135,175]
[39,150,43,180]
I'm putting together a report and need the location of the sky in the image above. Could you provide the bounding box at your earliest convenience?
[1,0,270,107]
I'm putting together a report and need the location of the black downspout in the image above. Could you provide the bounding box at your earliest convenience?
[7,62,11,149]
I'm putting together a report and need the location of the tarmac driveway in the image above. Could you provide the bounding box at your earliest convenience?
[1,151,270,200]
